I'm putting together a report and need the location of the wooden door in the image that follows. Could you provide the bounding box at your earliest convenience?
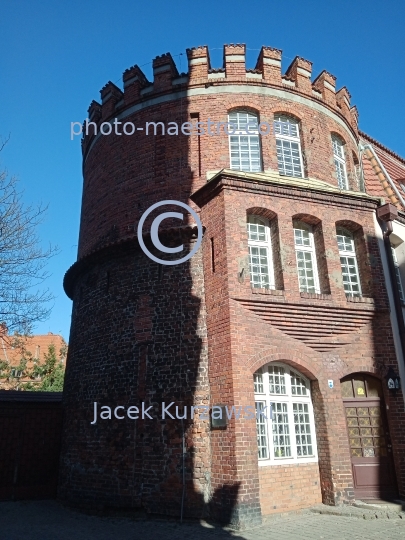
[341,374,397,500]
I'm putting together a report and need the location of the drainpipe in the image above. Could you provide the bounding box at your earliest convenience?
[376,203,405,379]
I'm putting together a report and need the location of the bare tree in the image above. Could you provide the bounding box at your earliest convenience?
[0,137,58,335]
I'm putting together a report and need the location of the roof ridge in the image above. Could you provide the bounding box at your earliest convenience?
[360,130,405,167]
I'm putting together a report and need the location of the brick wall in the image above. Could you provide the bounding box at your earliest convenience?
[259,463,322,514]
[0,391,63,500]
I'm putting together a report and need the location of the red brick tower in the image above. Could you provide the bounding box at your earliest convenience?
[61,44,405,528]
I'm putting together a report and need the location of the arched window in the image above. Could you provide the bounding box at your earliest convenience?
[336,227,361,296]
[274,115,304,178]
[228,111,261,172]
[293,221,320,293]
[247,215,275,289]
[254,363,317,463]
[332,135,348,189]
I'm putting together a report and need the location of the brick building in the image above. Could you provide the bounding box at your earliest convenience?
[0,328,66,389]
[61,44,405,528]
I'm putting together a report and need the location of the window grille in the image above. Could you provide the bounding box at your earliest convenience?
[293,222,320,293]
[274,115,304,178]
[336,227,361,296]
[228,111,261,172]
[247,215,275,289]
[332,135,348,189]
[253,364,317,464]
[391,246,405,302]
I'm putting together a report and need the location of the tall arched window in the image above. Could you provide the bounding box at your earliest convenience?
[228,111,261,172]
[293,221,320,293]
[336,227,361,296]
[274,115,304,178]
[254,363,317,464]
[247,215,275,289]
[332,135,348,189]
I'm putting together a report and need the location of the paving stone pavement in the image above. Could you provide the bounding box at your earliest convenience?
[1,501,405,540]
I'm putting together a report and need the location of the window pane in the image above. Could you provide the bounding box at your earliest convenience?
[365,376,382,398]
[335,159,348,189]
[332,137,344,159]
[340,256,361,296]
[229,112,261,172]
[256,401,268,459]
[272,402,291,458]
[268,366,286,394]
[249,246,270,288]
[254,369,264,393]
[274,118,299,138]
[229,111,258,131]
[247,217,267,242]
[336,229,355,252]
[294,226,311,247]
[293,403,313,456]
[353,377,366,397]
[230,135,261,172]
[341,379,354,398]
[290,372,307,396]
[276,138,303,177]
[296,250,316,293]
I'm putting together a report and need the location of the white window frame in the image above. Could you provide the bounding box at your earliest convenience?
[254,363,318,466]
[332,135,348,190]
[247,215,275,290]
[336,227,362,297]
[274,115,304,178]
[228,111,262,172]
[293,221,320,294]
[391,245,405,303]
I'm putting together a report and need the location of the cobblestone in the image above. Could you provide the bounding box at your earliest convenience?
[1,501,405,540]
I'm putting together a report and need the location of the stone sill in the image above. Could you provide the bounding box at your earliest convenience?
[346,295,375,304]
[251,287,284,296]
[300,292,332,300]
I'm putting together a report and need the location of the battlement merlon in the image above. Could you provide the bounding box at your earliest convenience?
[153,52,179,91]
[350,105,359,131]
[100,82,123,120]
[312,70,337,106]
[285,56,313,94]
[255,47,282,85]
[87,100,102,122]
[123,64,149,106]
[336,86,352,123]
[187,46,211,81]
[224,43,246,80]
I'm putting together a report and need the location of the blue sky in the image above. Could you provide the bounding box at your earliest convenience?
[1,0,404,341]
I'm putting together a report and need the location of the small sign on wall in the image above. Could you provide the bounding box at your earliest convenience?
[328,380,334,389]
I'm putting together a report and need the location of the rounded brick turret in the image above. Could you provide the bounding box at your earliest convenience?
[61,44,405,527]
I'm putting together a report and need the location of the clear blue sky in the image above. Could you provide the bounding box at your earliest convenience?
[1,0,404,342]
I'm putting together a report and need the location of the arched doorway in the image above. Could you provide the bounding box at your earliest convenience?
[341,374,397,499]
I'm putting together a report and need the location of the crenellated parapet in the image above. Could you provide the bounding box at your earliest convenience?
[83,43,359,144]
